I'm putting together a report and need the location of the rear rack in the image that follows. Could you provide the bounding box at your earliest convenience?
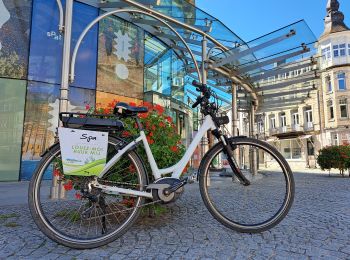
[59,112,124,132]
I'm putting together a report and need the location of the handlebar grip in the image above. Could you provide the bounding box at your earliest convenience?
[192,80,207,92]
[192,98,201,108]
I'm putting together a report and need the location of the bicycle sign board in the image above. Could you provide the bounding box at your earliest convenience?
[58,127,108,176]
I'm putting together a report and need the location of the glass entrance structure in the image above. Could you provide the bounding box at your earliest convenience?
[0,0,318,181]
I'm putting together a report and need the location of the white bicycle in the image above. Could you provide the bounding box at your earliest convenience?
[29,81,294,249]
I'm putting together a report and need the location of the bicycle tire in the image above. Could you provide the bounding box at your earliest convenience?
[198,137,294,233]
[28,136,148,249]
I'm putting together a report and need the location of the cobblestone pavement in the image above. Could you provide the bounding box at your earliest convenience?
[0,172,349,259]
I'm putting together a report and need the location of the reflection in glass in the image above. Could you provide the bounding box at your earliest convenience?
[97,15,144,99]
[0,78,26,181]
[0,0,32,79]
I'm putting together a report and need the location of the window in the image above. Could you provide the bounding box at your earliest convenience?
[305,108,313,129]
[333,45,339,57]
[339,44,346,56]
[280,140,301,160]
[257,121,264,133]
[326,75,332,92]
[339,98,348,118]
[348,44,350,56]
[280,113,287,127]
[327,100,334,120]
[270,117,276,129]
[338,72,346,90]
[292,113,299,125]
[331,133,339,145]
[322,46,331,61]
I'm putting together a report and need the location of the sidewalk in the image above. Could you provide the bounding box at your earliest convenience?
[0,181,29,207]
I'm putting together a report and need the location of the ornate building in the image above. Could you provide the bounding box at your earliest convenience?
[254,0,350,169]
[318,0,350,146]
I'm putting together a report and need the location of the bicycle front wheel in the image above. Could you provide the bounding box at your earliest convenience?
[28,136,147,249]
[199,137,294,233]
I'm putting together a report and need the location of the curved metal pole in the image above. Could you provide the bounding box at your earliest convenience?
[70,9,201,83]
[55,0,64,33]
[122,0,258,108]
[207,46,227,59]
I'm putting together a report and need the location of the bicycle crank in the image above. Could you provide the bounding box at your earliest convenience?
[147,178,185,204]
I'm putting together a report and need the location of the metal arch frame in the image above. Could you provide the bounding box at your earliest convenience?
[55,0,64,33]
[70,9,202,83]
[121,0,258,106]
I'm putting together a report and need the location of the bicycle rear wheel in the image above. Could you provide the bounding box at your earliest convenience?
[199,137,294,233]
[28,136,147,249]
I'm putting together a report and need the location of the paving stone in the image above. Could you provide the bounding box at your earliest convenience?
[0,172,349,259]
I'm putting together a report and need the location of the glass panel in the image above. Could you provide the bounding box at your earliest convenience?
[280,140,291,159]
[0,0,32,79]
[68,87,96,112]
[97,13,144,99]
[212,20,317,75]
[0,78,26,181]
[29,0,98,88]
[21,82,60,180]
[96,91,143,110]
[291,140,301,159]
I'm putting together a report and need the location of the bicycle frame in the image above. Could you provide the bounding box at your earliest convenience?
[94,115,217,198]
[99,114,216,180]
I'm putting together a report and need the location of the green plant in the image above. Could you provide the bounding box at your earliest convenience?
[0,213,19,220]
[4,222,20,228]
[88,100,186,179]
[317,145,350,177]
[0,51,26,78]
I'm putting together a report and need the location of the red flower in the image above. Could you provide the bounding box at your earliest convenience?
[128,164,136,174]
[143,101,153,110]
[121,131,132,137]
[170,146,179,153]
[166,116,172,123]
[149,132,153,137]
[159,122,165,128]
[129,102,137,107]
[53,168,61,177]
[75,192,82,200]
[63,181,73,191]
[151,125,156,131]
[154,104,164,115]
[139,113,148,119]
[147,136,154,144]
[85,104,91,110]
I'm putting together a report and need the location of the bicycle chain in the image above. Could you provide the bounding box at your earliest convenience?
[83,179,161,220]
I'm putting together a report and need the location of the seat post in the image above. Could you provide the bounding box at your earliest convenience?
[135,117,144,131]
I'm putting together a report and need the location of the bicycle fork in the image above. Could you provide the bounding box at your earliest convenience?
[220,136,251,186]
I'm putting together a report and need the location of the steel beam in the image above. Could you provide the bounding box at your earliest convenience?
[258,74,318,91]
[249,60,316,82]
[212,30,296,69]
[239,46,310,74]
[262,87,314,99]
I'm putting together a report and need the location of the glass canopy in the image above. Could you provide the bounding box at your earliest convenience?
[74,0,319,111]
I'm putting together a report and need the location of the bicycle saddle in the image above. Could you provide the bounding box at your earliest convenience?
[114,102,148,116]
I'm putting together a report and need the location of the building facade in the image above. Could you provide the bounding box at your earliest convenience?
[255,0,350,169]
[0,0,198,181]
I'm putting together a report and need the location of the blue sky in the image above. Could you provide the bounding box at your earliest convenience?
[196,0,350,41]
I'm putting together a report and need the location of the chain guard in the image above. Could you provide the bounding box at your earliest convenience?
[151,178,184,204]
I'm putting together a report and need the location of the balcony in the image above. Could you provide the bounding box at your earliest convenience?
[291,124,302,132]
[269,128,278,136]
[279,126,288,133]
[304,122,314,131]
